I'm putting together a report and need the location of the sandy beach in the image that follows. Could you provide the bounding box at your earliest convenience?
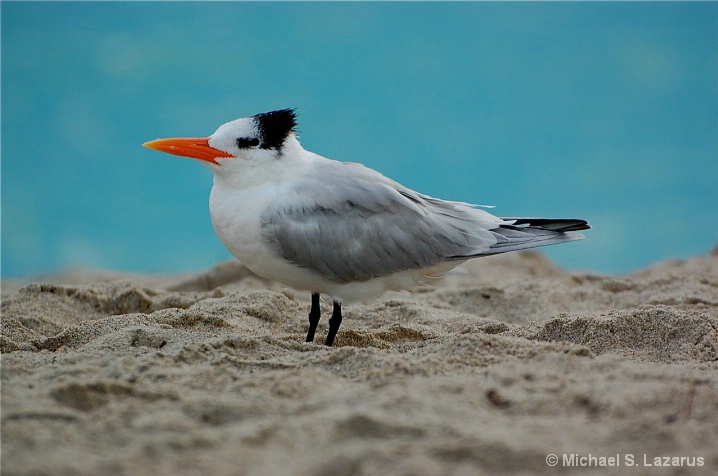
[2,249,717,475]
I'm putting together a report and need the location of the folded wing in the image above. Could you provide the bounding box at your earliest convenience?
[260,162,588,283]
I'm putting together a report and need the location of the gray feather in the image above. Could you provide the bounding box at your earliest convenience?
[260,162,502,283]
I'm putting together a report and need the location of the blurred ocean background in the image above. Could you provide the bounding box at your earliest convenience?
[3,2,717,278]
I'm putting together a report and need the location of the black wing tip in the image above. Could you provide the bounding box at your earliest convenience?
[572,220,591,232]
[553,219,591,232]
[500,218,591,232]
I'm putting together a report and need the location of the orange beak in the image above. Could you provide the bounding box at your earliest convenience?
[142,137,234,165]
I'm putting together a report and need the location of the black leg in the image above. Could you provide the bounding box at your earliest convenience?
[325,300,343,347]
[306,293,321,343]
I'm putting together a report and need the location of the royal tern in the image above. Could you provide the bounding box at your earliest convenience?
[143,109,590,346]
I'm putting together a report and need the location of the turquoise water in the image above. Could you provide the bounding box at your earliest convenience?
[3,2,717,277]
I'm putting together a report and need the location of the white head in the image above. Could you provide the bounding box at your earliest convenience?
[206,109,298,159]
[143,108,302,170]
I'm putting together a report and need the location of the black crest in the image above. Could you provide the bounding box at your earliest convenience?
[253,108,298,150]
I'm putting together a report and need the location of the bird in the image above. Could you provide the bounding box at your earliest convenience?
[143,108,590,346]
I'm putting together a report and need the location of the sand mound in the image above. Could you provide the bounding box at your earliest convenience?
[3,250,717,475]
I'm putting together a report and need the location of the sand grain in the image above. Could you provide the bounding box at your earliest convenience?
[3,250,717,475]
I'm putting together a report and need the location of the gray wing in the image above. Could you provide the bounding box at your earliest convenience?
[259,162,507,283]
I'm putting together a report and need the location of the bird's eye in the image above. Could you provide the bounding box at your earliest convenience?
[236,137,260,148]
